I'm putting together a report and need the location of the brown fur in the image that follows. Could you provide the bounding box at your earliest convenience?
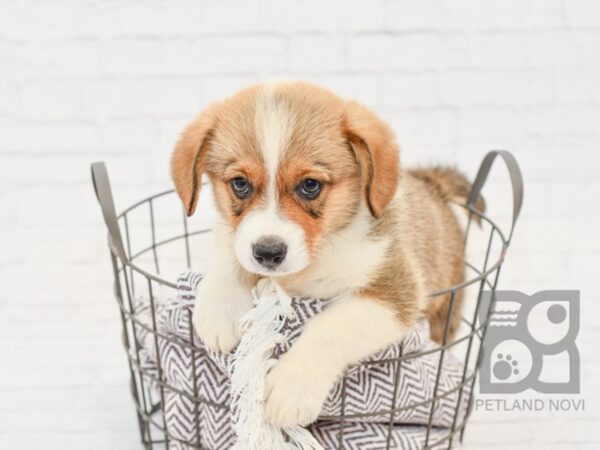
[171,82,478,345]
[343,101,400,218]
[405,167,486,342]
[410,166,486,218]
[171,104,219,216]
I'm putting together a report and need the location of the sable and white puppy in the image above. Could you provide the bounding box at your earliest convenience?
[171,82,480,428]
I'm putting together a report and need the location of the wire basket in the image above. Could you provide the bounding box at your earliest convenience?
[91,150,523,450]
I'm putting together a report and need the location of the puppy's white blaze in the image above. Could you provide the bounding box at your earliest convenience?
[234,205,310,276]
[235,85,308,276]
[254,85,293,195]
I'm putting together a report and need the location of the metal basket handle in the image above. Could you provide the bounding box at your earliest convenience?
[467,150,524,242]
[91,162,128,262]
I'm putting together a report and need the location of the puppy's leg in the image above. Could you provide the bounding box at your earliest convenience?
[193,247,253,354]
[427,290,464,344]
[264,296,409,427]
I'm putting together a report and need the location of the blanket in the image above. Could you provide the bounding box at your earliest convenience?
[134,272,470,449]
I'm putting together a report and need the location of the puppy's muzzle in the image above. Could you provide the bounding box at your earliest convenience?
[252,235,287,270]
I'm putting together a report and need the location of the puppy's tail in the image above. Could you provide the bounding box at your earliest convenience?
[410,166,486,218]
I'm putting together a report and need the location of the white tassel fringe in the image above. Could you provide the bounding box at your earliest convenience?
[229,278,324,450]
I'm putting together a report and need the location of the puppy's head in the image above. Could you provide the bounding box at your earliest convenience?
[171,82,399,277]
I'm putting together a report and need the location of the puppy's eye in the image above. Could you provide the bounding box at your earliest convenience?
[230,177,252,199]
[297,178,322,200]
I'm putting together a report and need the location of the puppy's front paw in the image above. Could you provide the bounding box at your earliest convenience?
[193,301,241,354]
[192,282,252,354]
[264,352,333,427]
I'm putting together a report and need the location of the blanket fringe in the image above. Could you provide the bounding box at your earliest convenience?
[229,278,323,450]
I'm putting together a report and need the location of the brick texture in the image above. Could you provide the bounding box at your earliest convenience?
[1,1,599,449]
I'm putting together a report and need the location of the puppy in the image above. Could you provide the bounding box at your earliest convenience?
[170,82,480,428]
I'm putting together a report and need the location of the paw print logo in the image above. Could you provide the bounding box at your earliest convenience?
[494,353,519,380]
[485,338,532,387]
[479,291,580,394]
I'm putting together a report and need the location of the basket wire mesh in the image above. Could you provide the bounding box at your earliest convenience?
[91,150,523,450]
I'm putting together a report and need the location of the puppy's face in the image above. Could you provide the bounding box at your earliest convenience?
[172,83,399,277]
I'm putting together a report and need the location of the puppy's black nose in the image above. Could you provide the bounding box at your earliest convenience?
[252,236,287,269]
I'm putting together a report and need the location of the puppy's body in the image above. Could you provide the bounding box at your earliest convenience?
[279,169,469,337]
[171,82,479,427]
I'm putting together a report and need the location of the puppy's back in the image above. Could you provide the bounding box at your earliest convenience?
[391,167,481,343]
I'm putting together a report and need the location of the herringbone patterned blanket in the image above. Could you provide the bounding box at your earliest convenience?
[135,272,470,449]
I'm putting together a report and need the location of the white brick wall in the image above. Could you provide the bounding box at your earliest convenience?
[1,1,599,449]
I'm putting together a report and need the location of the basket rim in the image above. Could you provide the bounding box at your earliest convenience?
[115,188,507,298]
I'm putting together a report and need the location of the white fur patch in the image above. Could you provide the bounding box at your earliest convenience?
[234,205,310,276]
[284,205,391,299]
[193,222,254,353]
[254,85,292,193]
[265,294,406,427]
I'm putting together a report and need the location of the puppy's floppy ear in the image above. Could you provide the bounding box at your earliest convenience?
[171,105,218,216]
[343,101,400,218]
